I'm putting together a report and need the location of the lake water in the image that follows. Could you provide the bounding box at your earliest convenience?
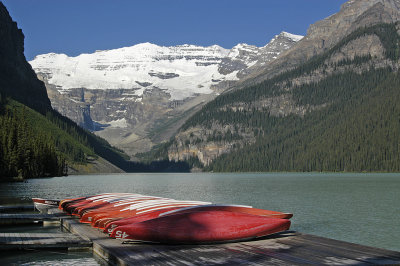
[0,172,399,263]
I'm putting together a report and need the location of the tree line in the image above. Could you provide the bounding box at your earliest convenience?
[0,98,66,179]
[163,23,400,172]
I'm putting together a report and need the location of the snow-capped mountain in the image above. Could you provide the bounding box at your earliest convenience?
[31,43,231,101]
[29,31,302,157]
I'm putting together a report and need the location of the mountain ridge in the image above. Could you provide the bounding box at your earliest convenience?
[157,0,400,172]
[236,0,400,88]
[29,31,302,157]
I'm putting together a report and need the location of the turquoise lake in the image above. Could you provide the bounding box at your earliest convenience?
[0,172,399,264]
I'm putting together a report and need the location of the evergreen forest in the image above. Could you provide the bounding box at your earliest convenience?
[164,23,400,172]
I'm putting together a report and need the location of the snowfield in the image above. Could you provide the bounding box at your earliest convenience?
[30,32,303,101]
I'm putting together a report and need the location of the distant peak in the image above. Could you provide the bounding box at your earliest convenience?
[232,43,257,49]
[132,42,159,49]
[279,31,304,42]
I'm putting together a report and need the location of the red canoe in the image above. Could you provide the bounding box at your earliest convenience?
[90,200,210,228]
[63,193,142,213]
[105,204,292,234]
[79,198,164,223]
[72,195,155,216]
[104,206,187,234]
[111,210,291,244]
[77,196,164,217]
[80,197,178,222]
[95,202,210,229]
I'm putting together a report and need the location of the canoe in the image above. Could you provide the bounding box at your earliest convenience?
[32,198,60,213]
[104,204,292,234]
[59,193,138,210]
[64,193,145,214]
[95,202,211,229]
[90,200,210,228]
[80,197,172,223]
[111,210,291,244]
[104,207,185,234]
[159,204,293,219]
[59,196,87,210]
[75,195,163,217]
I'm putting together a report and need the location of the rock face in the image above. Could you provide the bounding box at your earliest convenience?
[29,32,302,157]
[0,2,51,113]
[240,0,400,86]
[166,0,400,167]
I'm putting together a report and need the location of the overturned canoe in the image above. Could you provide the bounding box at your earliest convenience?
[91,200,211,228]
[111,210,291,244]
[105,204,292,234]
[32,198,60,213]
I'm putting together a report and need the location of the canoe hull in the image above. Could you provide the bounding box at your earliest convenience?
[111,210,291,244]
[105,204,292,234]
[32,198,60,213]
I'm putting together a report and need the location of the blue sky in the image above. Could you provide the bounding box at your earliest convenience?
[3,0,348,60]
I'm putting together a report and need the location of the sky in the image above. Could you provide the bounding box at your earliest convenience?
[2,0,348,61]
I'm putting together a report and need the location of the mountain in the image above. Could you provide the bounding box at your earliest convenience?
[0,2,51,114]
[29,32,302,158]
[0,2,144,179]
[239,0,400,86]
[156,0,400,172]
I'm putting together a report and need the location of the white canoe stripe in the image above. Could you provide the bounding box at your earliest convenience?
[158,204,252,217]
[88,193,140,200]
[120,200,209,212]
[92,194,152,203]
[113,197,165,206]
[135,201,210,211]
[120,199,186,211]
[135,203,212,215]
[122,200,179,211]
[92,195,132,202]
[126,200,208,211]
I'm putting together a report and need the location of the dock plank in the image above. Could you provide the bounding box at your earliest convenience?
[0,205,35,213]
[61,218,400,265]
[0,232,91,250]
[282,234,400,265]
[0,213,69,225]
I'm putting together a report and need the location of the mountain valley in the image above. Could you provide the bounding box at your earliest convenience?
[29,32,303,158]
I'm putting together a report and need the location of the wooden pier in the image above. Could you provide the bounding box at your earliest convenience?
[1,207,399,265]
[62,218,400,265]
[0,205,35,213]
[0,232,91,250]
[0,213,69,225]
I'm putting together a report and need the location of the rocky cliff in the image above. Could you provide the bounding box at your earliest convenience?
[239,0,400,87]
[0,1,129,176]
[0,2,51,113]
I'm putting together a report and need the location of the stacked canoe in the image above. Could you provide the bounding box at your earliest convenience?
[59,193,292,244]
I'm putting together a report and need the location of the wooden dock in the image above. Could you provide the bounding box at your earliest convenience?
[0,213,69,225]
[62,218,400,265]
[0,207,399,265]
[0,205,35,213]
[0,232,91,250]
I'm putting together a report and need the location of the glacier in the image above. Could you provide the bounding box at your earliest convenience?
[30,32,303,101]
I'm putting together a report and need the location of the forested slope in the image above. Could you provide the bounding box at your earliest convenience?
[159,22,400,172]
